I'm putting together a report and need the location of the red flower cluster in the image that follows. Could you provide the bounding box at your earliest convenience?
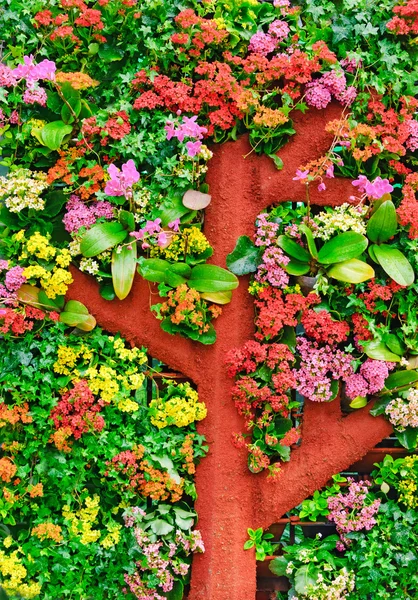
[397,172,418,238]
[254,288,320,341]
[34,0,106,46]
[80,110,131,148]
[387,0,418,35]
[301,309,350,345]
[358,279,403,313]
[0,306,56,335]
[352,313,373,343]
[50,380,105,440]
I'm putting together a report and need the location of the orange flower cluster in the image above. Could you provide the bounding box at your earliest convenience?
[0,402,32,427]
[0,457,17,483]
[32,522,63,543]
[160,284,221,336]
[180,434,195,475]
[49,426,73,453]
[47,147,85,185]
[78,164,105,199]
[27,483,44,498]
[56,71,99,90]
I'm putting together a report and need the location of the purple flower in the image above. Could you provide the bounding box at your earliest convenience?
[186,140,202,157]
[5,266,26,292]
[248,31,277,55]
[104,160,140,198]
[164,121,177,140]
[305,82,332,109]
[293,169,309,181]
[63,195,114,233]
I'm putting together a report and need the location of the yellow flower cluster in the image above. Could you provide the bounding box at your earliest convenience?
[117,398,140,412]
[0,550,42,599]
[100,523,122,549]
[0,168,48,213]
[313,204,368,241]
[150,382,207,429]
[111,337,147,363]
[53,344,93,375]
[397,456,418,508]
[150,227,211,261]
[62,495,101,545]
[16,231,74,298]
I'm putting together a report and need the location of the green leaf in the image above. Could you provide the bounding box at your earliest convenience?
[367,200,398,243]
[226,235,260,275]
[363,340,401,362]
[268,154,284,170]
[100,284,116,301]
[349,396,368,409]
[370,396,392,417]
[189,264,239,292]
[200,290,233,304]
[244,540,255,550]
[170,263,192,278]
[299,223,318,259]
[285,258,310,276]
[16,284,40,307]
[373,244,415,286]
[166,580,184,600]
[43,190,67,217]
[327,258,375,283]
[119,210,135,231]
[98,43,124,61]
[385,334,406,356]
[59,312,96,332]
[111,243,137,300]
[385,370,418,390]
[318,232,368,264]
[80,222,127,257]
[395,427,418,451]
[165,269,188,288]
[39,290,64,310]
[149,519,174,536]
[60,82,82,124]
[62,300,88,315]
[277,235,310,262]
[39,121,73,151]
[138,258,171,283]
[294,564,319,595]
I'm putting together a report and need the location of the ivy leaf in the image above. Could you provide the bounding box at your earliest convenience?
[226,236,260,275]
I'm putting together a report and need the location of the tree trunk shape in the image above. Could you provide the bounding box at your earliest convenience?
[67,103,393,600]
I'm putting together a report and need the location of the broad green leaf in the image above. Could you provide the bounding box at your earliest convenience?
[226,235,260,275]
[244,540,255,550]
[373,244,415,286]
[385,370,418,390]
[63,300,89,315]
[280,325,296,351]
[385,334,406,356]
[368,244,378,263]
[299,223,318,259]
[189,264,239,292]
[112,243,137,300]
[285,259,310,276]
[80,222,127,257]
[349,396,368,409]
[294,564,319,595]
[395,427,418,451]
[367,200,398,243]
[138,258,171,283]
[59,312,96,331]
[165,269,188,288]
[370,396,392,417]
[268,153,284,170]
[200,290,233,304]
[119,210,135,231]
[318,232,368,264]
[43,190,67,217]
[39,290,64,310]
[170,262,192,278]
[327,258,375,283]
[277,235,310,262]
[39,121,73,151]
[98,43,124,61]
[100,284,116,301]
[149,519,174,536]
[363,340,401,362]
[17,284,40,307]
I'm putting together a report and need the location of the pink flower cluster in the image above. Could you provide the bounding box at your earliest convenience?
[327,478,381,549]
[305,69,357,110]
[294,338,354,402]
[386,389,418,431]
[0,263,26,305]
[249,20,290,55]
[255,246,290,288]
[344,359,394,400]
[63,194,114,233]
[406,119,418,152]
[352,175,394,199]
[104,159,140,198]
[254,213,280,247]
[130,218,180,249]
[165,115,207,157]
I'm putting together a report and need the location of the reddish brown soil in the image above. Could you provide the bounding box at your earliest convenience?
[67,103,392,600]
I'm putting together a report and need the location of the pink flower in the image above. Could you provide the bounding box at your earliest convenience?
[268,20,290,41]
[168,218,180,232]
[5,266,26,292]
[305,82,332,109]
[186,140,202,157]
[104,160,140,197]
[318,182,326,192]
[293,169,309,181]
[12,55,56,83]
[364,176,393,199]
[248,31,277,55]
[326,164,334,178]
[352,174,369,193]
[23,85,47,106]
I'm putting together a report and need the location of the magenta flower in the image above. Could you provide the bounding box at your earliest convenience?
[104,160,140,197]
[292,169,309,181]
[12,55,56,83]
[186,140,202,157]
[352,174,369,193]
[318,182,326,192]
[326,164,334,178]
[168,218,181,232]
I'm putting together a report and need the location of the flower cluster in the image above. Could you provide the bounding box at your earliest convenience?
[149,381,207,429]
[0,168,48,212]
[345,360,393,400]
[386,388,418,431]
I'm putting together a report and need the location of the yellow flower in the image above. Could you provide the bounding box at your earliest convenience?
[26,232,56,260]
[117,398,139,413]
[23,265,49,280]
[3,537,12,548]
[100,523,121,548]
[55,249,72,268]
[14,230,25,242]
[150,382,207,428]
[42,268,73,298]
